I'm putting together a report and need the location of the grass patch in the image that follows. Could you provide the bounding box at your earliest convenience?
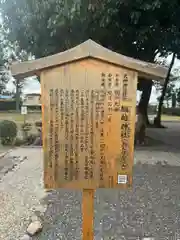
[161,115,180,121]
[0,112,41,123]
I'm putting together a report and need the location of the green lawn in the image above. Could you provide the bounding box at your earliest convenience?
[0,112,41,123]
[0,112,179,123]
[161,115,180,121]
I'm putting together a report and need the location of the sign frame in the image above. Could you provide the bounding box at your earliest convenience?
[10,39,168,240]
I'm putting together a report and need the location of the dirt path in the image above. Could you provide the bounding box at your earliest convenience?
[146,122,180,150]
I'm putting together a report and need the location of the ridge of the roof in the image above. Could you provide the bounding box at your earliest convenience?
[10,39,168,81]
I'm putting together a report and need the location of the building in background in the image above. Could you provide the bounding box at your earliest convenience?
[23,93,41,109]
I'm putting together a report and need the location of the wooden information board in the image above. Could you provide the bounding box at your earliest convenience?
[41,59,137,190]
[10,39,167,240]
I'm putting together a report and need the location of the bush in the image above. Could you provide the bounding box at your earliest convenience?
[0,100,22,111]
[21,123,32,132]
[25,134,37,145]
[35,121,42,134]
[0,120,17,145]
[148,105,157,115]
[35,121,42,128]
[27,105,41,111]
[14,138,26,146]
[162,107,180,116]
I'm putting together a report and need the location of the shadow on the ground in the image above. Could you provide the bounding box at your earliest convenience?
[34,162,180,240]
[135,136,180,153]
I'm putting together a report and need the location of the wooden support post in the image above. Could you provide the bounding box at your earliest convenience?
[82,189,94,240]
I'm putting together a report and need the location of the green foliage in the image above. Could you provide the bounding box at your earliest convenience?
[14,137,26,146]
[27,105,41,111]
[35,121,42,128]
[25,133,38,145]
[147,105,157,114]
[156,81,176,107]
[0,120,17,145]
[21,123,32,139]
[2,0,180,124]
[21,122,32,132]
[2,0,180,60]
[164,83,175,107]
[172,92,176,108]
[0,100,19,111]
[176,88,180,106]
[162,107,180,116]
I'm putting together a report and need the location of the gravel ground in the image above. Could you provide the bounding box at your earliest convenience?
[34,150,180,240]
[0,146,180,240]
[0,148,46,240]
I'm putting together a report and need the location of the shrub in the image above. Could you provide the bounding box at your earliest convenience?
[162,107,180,116]
[35,121,42,133]
[21,123,32,132]
[14,138,26,146]
[0,120,17,145]
[148,105,157,115]
[35,121,42,128]
[25,134,37,145]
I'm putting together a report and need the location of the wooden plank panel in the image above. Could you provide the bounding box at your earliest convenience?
[82,189,94,240]
[41,59,137,190]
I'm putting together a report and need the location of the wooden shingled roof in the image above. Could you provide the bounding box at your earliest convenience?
[10,39,168,80]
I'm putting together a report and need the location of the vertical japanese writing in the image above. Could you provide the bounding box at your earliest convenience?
[120,106,130,170]
[80,91,85,153]
[69,90,75,181]
[108,73,112,88]
[54,89,59,180]
[85,90,89,152]
[75,90,80,180]
[85,91,92,179]
[107,90,113,123]
[98,90,106,183]
[90,90,95,180]
[65,90,69,141]
[85,90,93,179]
[60,89,64,129]
[121,139,129,170]
[60,89,64,155]
[114,73,120,111]
[115,73,120,87]
[101,73,106,88]
[122,74,128,100]
[49,89,54,168]
[64,90,69,180]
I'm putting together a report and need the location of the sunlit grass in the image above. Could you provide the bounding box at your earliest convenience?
[161,115,180,121]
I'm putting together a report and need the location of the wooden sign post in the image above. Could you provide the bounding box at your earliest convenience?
[10,39,167,239]
[82,189,94,239]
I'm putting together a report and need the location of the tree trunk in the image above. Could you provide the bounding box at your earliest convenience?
[172,93,176,108]
[138,79,153,125]
[155,53,176,127]
[166,100,169,108]
[135,79,152,145]
[16,80,20,112]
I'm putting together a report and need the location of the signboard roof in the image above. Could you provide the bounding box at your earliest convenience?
[11,39,168,80]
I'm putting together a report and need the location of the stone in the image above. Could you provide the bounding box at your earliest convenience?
[27,220,43,236]
[21,234,32,240]
[34,205,47,214]
[31,214,40,222]
[142,238,155,240]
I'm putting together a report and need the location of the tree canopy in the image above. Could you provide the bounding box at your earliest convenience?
[1,0,180,119]
[1,0,180,59]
